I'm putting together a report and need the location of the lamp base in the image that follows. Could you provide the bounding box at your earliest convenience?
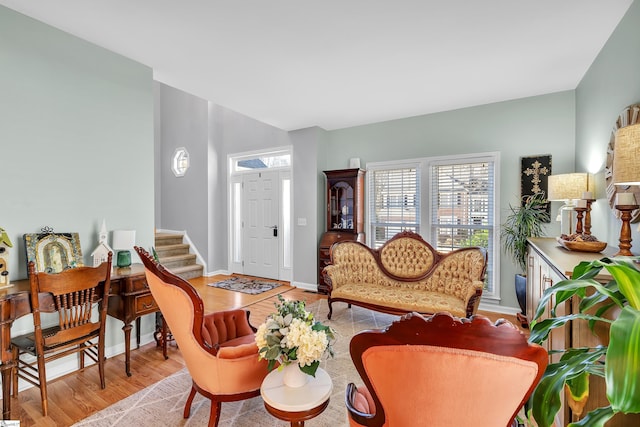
[615,204,638,256]
[116,250,132,268]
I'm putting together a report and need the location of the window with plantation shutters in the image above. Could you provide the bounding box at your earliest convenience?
[430,158,495,295]
[368,165,420,249]
[367,153,498,300]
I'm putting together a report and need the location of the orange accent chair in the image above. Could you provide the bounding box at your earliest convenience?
[11,253,113,416]
[135,246,269,427]
[345,312,548,427]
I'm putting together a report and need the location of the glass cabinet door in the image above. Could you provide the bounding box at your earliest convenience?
[329,181,354,231]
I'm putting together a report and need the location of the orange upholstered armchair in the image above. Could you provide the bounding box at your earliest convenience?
[345,312,547,427]
[135,247,268,427]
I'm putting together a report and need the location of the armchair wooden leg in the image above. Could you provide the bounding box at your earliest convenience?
[208,401,222,427]
[184,386,197,418]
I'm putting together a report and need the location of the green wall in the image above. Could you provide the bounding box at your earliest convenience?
[325,91,577,311]
[0,6,155,370]
[576,0,640,247]
[1,6,154,279]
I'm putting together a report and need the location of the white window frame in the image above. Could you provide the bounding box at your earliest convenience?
[366,152,500,302]
[426,152,499,302]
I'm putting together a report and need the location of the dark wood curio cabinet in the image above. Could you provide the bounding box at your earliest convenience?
[318,168,365,293]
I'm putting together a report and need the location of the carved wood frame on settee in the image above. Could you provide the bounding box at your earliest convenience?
[321,231,487,319]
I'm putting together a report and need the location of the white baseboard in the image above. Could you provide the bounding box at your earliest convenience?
[206,269,229,277]
[292,281,319,292]
[478,302,522,316]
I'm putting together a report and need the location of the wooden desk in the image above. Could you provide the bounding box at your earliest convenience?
[0,277,39,419]
[0,264,162,419]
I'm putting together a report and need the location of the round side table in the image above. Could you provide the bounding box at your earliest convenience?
[260,367,333,427]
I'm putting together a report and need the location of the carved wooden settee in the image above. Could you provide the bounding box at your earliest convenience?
[322,231,487,319]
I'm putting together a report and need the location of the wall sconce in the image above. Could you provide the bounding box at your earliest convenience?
[547,173,592,236]
[112,230,136,268]
[172,147,190,177]
[612,123,640,256]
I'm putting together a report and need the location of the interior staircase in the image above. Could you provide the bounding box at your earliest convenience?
[154,232,204,280]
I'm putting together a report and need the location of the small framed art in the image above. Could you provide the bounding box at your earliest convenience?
[24,229,84,274]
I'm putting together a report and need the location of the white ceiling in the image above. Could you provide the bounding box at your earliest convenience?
[1,0,634,131]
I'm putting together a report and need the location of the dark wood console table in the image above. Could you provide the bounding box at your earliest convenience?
[0,264,164,419]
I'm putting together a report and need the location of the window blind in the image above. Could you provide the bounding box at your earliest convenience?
[430,160,494,292]
[368,167,420,248]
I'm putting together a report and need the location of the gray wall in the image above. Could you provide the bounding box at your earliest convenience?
[1,6,155,348]
[575,0,640,248]
[290,127,326,285]
[156,89,325,286]
[325,92,577,310]
[155,83,209,265]
[156,89,293,273]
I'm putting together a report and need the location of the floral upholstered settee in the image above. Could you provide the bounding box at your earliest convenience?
[322,231,487,319]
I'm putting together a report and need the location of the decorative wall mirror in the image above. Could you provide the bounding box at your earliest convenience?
[605,103,640,222]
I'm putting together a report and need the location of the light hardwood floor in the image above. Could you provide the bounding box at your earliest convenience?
[10,274,520,426]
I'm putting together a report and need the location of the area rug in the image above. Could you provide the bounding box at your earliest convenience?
[72,302,399,427]
[207,276,283,295]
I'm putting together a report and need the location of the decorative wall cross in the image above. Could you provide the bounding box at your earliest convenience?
[523,160,549,195]
[520,155,552,221]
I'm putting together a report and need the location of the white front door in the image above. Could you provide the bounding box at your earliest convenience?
[242,171,279,279]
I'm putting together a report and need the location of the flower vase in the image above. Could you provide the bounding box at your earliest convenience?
[282,363,309,388]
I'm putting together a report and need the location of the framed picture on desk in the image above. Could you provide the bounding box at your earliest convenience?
[24,230,84,274]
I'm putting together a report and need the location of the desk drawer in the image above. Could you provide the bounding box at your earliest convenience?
[134,294,158,315]
[126,277,149,293]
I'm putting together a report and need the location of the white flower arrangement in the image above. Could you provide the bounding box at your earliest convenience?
[255,295,335,376]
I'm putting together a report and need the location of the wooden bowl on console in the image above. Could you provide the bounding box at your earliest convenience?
[556,237,607,253]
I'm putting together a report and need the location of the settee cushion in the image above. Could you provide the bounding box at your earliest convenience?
[331,284,468,317]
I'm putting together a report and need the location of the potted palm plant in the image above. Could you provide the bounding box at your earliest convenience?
[501,193,550,319]
[529,257,640,426]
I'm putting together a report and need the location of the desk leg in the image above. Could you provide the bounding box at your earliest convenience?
[162,318,168,360]
[1,307,15,419]
[1,362,12,419]
[136,317,141,349]
[122,323,132,377]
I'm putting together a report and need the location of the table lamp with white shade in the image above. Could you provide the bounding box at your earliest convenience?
[547,173,592,236]
[112,230,136,268]
[612,123,640,256]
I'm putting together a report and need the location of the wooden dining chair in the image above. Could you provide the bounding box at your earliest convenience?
[11,253,113,416]
[135,246,269,427]
[345,311,548,427]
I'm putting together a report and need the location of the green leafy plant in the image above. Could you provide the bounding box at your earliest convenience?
[255,295,335,376]
[528,257,640,427]
[501,193,550,272]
